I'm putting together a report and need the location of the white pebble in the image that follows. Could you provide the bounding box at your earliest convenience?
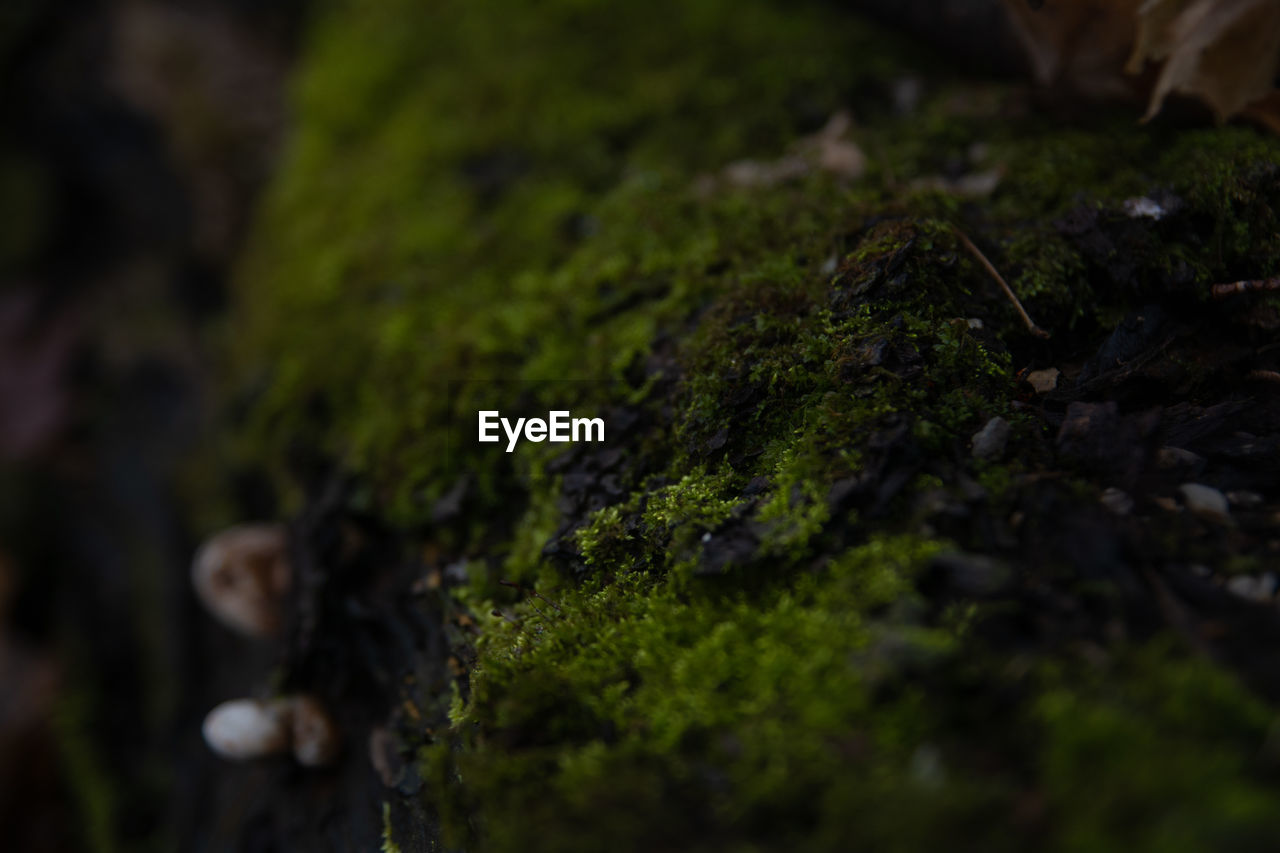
[1178,483,1231,523]
[1099,487,1133,516]
[971,416,1011,461]
[1226,575,1269,603]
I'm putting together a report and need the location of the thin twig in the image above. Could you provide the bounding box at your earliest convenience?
[953,227,1050,339]
[1212,277,1280,299]
[1246,369,1280,385]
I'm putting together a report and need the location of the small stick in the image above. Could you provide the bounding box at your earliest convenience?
[1211,277,1280,299]
[1246,369,1280,385]
[953,227,1050,339]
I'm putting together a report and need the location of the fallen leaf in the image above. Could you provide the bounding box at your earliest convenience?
[1001,0,1280,130]
[1138,0,1280,122]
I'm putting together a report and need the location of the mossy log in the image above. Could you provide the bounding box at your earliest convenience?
[204,0,1280,849]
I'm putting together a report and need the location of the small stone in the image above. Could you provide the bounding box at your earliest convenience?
[1179,483,1231,523]
[1155,447,1205,475]
[1025,368,1059,394]
[1226,575,1268,602]
[1227,490,1264,509]
[1099,487,1133,515]
[1123,196,1165,220]
[971,416,1011,461]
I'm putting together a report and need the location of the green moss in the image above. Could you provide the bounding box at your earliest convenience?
[53,691,119,853]
[1036,647,1280,853]
[575,503,633,569]
[434,535,955,851]
[380,802,403,853]
[226,0,1280,847]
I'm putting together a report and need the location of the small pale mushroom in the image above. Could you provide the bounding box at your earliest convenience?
[192,523,290,637]
[202,698,290,761]
[202,693,341,767]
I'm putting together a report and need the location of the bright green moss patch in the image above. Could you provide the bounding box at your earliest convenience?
[437,535,954,851]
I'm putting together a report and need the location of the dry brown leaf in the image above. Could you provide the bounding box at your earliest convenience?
[1139,0,1280,122]
[1002,0,1280,130]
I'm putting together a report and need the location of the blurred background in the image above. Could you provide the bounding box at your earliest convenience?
[0,1,305,849]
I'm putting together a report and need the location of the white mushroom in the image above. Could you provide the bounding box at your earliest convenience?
[288,694,341,767]
[201,693,341,767]
[202,698,290,761]
[192,524,290,637]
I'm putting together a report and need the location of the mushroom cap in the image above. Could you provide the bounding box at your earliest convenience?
[202,698,290,761]
[192,523,290,637]
[289,694,341,767]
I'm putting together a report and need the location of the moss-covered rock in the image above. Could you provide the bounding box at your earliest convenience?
[225,0,1280,849]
